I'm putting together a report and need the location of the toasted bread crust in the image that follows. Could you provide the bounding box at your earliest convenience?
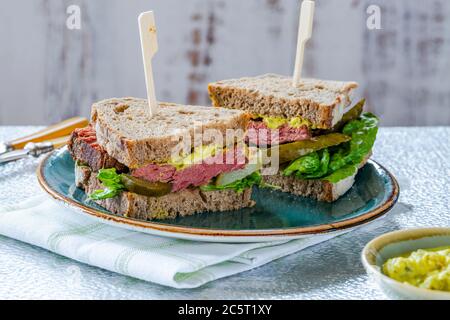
[208,74,358,129]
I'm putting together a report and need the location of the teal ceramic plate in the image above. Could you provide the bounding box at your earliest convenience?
[37,148,399,243]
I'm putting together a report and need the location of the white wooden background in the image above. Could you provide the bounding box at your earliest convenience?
[0,0,449,126]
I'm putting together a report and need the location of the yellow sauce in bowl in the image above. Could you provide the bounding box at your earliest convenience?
[383,246,450,292]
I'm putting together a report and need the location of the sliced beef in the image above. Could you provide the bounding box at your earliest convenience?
[246,120,310,146]
[68,126,127,172]
[132,147,246,192]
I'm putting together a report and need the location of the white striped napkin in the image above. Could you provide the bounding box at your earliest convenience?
[0,196,345,288]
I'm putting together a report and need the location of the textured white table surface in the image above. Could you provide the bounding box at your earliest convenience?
[0,126,449,300]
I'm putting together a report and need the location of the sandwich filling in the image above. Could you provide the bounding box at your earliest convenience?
[253,100,379,183]
[132,146,246,192]
[281,112,378,182]
[69,127,262,200]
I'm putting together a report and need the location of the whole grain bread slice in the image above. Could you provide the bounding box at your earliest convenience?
[91,98,249,168]
[76,165,254,220]
[208,74,358,129]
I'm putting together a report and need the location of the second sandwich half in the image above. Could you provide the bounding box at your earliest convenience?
[208,74,379,202]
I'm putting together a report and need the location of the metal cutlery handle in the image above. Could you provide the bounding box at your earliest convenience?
[0,149,29,163]
[24,142,54,157]
[25,136,71,157]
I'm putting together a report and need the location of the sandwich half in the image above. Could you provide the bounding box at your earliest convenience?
[208,74,379,202]
[69,97,260,220]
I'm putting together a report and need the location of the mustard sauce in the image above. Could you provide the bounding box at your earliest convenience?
[383,246,450,292]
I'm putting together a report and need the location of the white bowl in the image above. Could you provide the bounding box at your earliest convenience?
[362,227,450,300]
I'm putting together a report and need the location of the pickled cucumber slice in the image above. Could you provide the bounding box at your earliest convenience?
[121,174,172,197]
[266,133,351,164]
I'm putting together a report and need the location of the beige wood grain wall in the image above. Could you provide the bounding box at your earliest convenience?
[0,0,449,126]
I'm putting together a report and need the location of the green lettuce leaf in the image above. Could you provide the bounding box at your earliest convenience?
[328,112,378,172]
[89,168,125,200]
[283,149,330,179]
[200,171,262,193]
[322,164,357,183]
[304,149,330,179]
[283,152,320,176]
[89,188,121,200]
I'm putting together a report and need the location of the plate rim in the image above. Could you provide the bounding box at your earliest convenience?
[37,149,400,238]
